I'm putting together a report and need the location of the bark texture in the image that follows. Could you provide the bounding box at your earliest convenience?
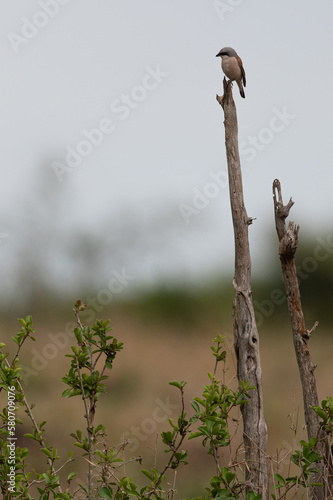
[273,178,333,499]
[217,79,268,497]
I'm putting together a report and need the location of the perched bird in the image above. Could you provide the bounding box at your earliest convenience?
[216,47,246,98]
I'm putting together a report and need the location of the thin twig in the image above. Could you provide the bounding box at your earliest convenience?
[5,359,62,492]
[170,470,177,500]
[147,387,188,497]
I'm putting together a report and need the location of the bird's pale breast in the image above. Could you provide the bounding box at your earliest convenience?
[221,56,242,82]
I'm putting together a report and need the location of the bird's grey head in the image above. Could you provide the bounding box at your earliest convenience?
[216,47,238,58]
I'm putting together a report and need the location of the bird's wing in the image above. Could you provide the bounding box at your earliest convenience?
[237,56,246,87]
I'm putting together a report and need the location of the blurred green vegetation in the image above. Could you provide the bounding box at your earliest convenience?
[123,280,234,329]
[3,225,332,332]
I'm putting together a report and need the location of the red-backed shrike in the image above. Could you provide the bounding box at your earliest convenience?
[216,47,246,98]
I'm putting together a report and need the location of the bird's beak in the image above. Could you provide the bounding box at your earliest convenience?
[216,53,220,57]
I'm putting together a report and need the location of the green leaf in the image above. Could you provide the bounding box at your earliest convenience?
[313,407,328,422]
[247,492,262,500]
[274,473,286,485]
[42,472,51,484]
[99,486,113,499]
[169,380,181,388]
[188,431,203,440]
[78,482,88,493]
[74,328,83,344]
[169,380,186,389]
[193,397,205,406]
[197,425,211,438]
[142,469,154,481]
[41,448,53,459]
[161,430,174,445]
[327,397,333,413]
[307,451,322,463]
[24,433,35,440]
[61,388,74,398]
[308,437,317,449]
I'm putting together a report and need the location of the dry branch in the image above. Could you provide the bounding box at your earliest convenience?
[272,178,333,499]
[217,78,268,497]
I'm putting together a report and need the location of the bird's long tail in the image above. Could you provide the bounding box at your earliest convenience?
[238,81,245,98]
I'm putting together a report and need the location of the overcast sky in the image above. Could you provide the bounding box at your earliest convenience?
[1,1,333,301]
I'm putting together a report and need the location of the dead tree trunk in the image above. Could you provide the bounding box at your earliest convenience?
[216,79,268,497]
[272,178,332,499]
